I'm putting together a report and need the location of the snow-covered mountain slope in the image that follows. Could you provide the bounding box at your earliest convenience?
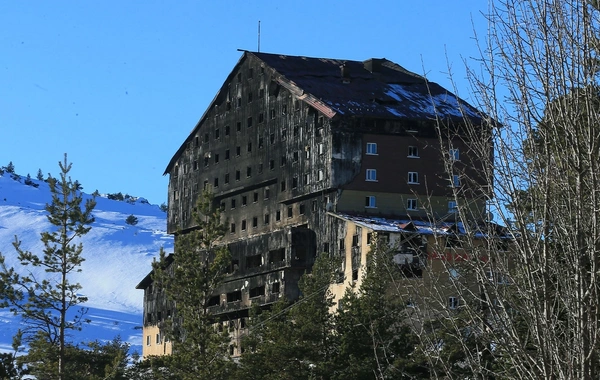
[0,171,173,355]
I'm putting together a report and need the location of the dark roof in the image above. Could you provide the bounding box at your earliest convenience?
[164,51,483,174]
[252,51,483,122]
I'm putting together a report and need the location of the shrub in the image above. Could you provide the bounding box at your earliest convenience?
[126,214,138,226]
[107,192,124,201]
[159,203,168,212]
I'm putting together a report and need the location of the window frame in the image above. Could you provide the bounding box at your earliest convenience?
[365,195,377,208]
[366,168,377,182]
[366,142,378,155]
[407,171,419,184]
[408,145,419,158]
[407,198,418,210]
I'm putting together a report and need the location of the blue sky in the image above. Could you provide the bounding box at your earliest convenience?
[1,1,488,205]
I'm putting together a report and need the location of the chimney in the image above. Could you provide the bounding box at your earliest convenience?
[364,58,384,73]
[340,63,350,84]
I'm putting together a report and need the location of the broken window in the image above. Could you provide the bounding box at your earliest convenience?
[227,290,242,302]
[249,285,265,298]
[246,254,261,268]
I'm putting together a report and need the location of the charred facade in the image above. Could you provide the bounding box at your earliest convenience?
[137,51,490,357]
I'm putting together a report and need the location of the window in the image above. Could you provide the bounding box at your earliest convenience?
[282,129,287,140]
[237,97,242,107]
[292,177,298,188]
[264,188,270,199]
[225,173,230,184]
[252,217,258,228]
[299,203,305,215]
[214,178,219,187]
[452,175,460,187]
[215,128,220,140]
[448,297,459,310]
[270,133,275,144]
[282,104,287,114]
[237,121,242,132]
[241,219,247,231]
[366,142,377,155]
[276,210,281,221]
[225,125,230,136]
[408,145,419,158]
[448,200,458,213]
[293,151,299,162]
[407,198,418,210]
[247,166,252,178]
[204,133,209,143]
[449,148,460,161]
[253,192,258,203]
[366,169,377,182]
[146,335,151,346]
[269,159,275,170]
[259,87,264,97]
[272,282,280,293]
[258,112,264,123]
[304,174,310,185]
[318,170,324,181]
[318,143,324,155]
[247,117,253,128]
[230,223,236,233]
[156,333,161,344]
[365,196,376,208]
[242,195,247,206]
[225,149,230,160]
[247,142,252,153]
[214,154,219,164]
[280,180,286,192]
[236,146,241,156]
[236,170,241,181]
[247,92,253,103]
[408,172,419,184]
[264,214,270,225]
[287,206,293,218]
[270,108,276,119]
[231,199,236,209]
[258,137,264,148]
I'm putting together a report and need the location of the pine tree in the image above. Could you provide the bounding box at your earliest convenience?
[5,161,14,174]
[36,169,44,181]
[0,154,96,380]
[152,189,233,379]
[126,214,139,225]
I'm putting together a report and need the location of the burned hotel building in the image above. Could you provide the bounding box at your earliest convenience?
[137,51,489,357]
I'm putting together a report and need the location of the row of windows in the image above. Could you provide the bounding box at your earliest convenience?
[228,201,318,234]
[365,196,458,213]
[366,142,460,161]
[365,169,461,187]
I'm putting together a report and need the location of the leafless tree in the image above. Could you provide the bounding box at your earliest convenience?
[403,1,600,379]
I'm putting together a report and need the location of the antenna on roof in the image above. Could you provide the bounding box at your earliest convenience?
[257,20,261,52]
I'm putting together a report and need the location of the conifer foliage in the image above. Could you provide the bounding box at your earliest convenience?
[0,154,96,380]
[152,189,233,379]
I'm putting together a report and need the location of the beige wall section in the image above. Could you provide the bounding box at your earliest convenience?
[142,325,172,358]
[337,190,486,220]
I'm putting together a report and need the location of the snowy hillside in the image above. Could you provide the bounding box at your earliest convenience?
[0,171,173,355]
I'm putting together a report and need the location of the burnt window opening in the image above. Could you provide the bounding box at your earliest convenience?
[215,128,220,140]
[352,269,359,282]
[276,210,281,221]
[225,149,230,160]
[258,137,264,149]
[293,151,299,162]
[247,166,252,178]
[231,199,236,209]
[226,101,231,111]
[292,177,298,188]
[264,214,270,225]
[247,142,252,153]
[236,146,241,156]
[299,203,306,215]
[247,254,261,268]
[230,223,236,233]
[270,108,276,119]
[281,156,287,166]
[241,318,247,328]
[367,233,373,245]
[339,239,345,251]
[269,160,275,170]
[253,192,259,203]
[225,125,230,136]
[242,195,247,206]
[237,97,242,108]
[265,188,270,199]
[281,180,286,192]
[250,285,265,298]
[237,72,242,83]
[229,259,239,273]
[207,295,220,307]
[248,92,253,103]
[220,202,225,211]
[270,133,275,144]
[282,104,288,115]
[287,206,293,218]
[269,248,285,263]
[352,235,359,247]
[204,133,209,143]
[247,117,253,128]
[272,282,280,293]
[225,173,230,184]
[259,112,264,123]
[227,290,242,302]
[214,178,219,188]
[204,156,209,167]
[193,161,198,170]
[214,154,219,164]
[293,125,299,136]
[241,219,247,231]
[252,217,258,228]
[195,136,199,147]
[237,122,242,132]
[312,200,317,212]
[248,68,254,78]
[259,88,264,98]
[323,242,330,253]
[258,163,263,174]
[236,170,241,181]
